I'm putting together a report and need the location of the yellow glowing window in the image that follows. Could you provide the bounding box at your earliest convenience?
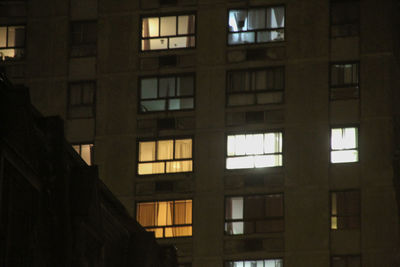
[331,191,360,230]
[141,14,195,51]
[138,138,193,175]
[226,132,282,169]
[331,127,358,163]
[136,200,192,238]
[73,143,93,165]
[0,25,25,61]
[226,259,283,267]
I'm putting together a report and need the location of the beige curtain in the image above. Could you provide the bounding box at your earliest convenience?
[137,202,156,227]
[172,200,192,237]
[142,18,150,50]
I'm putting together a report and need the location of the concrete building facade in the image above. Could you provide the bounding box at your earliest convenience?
[1,0,400,266]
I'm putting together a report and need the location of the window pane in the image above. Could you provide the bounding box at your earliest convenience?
[169,36,192,48]
[256,92,283,104]
[174,200,192,224]
[265,195,283,217]
[228,32,255,45]
[267,7,285,28]
[80,144,92,165]
[226,156,254,169]
[331,150,358,163]
[177,76,194,96]
[157,140,174,160]
[228,94,255,106]
[264,133,281,153]
[8,26,25,47]
[225,222,244,235]
[0,27,7,47]
[226,197,243,219]
[69,85,82,105]
[160,16,177,36]
[248,8,266,30]
[228,10,248,32]
[137,202,156,227]
[228,71,247,92]
[138,162,165,175]
[178,15,196,35]
[244,197,264,219]
[257,29,284,42]
[246,134,264,155]
[255,70,267,90]
[142,17,159,37]
[254,154,282,167]
[159,77,175,97]
[156,201,173,226]
[141,100,166,112]
[139,141,156,161]
[148,38,168,50]
[82,84,94,104]
[166,160,193,173]
[169,98,194,110]
[175,139,192,159]
[233,135,246,155]
[141,78,158,99]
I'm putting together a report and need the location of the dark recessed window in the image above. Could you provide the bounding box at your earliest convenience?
[225,194,284,235]
[139,74,195,113]
[331,190,360,230]
[330,62,359,100]
[330,0,359,38]
[228,6,285,45]
[67,81,96,119]
[0,25,26,61]
[331,255,361,267]
[227,67,284,106]
[141,14,196,51]
[70,21,97,57]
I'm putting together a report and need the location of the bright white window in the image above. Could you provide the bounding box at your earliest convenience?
[226,132,282,169]
[226,259,283,267]
[331,127,358,163]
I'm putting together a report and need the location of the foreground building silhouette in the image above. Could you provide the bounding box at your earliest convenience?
[1,0,400,266]
[0,73,177,266]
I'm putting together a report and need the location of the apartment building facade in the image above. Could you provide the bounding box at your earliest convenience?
[1,0,400,266]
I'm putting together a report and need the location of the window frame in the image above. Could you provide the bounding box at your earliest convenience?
[138,73,196,113]
[225,66,285,107]
[224,193,284,236]
[329,0,360,39]
[330,190,361,230]
[226,5,286,47]
[69,20,97,58]
[330,125,359,164]
[0,24,26,61]
[67,81,96,119]
[135,198,193,239]
[225,130,284,170]
[329,61,360,100]
[224,258,284,267]
[140,12,197,52]
[136,136,194,176]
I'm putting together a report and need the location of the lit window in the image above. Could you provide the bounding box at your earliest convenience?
[330,63,359,100]
[136,200,192,238]
[331,255,361,267]
[330,0,359,38]
[225,259,283,267]
[140,74,195,113]
[70,21,97,57]
[225,194,284,235]
[226,132,282,169]
[73,144,93,165]
[0,25,25,61]
[68,81,96,119]
[228,6,285,45]
[330,127,358,163]
[138,138,193,175]
[331,191,360,230]
[227,67,284,106]
[141,14,196,51]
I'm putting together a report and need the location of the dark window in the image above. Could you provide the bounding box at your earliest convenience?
[331,255,361,267]
[227,67,284,106]
[331,191,360,230]
[228,6,285,45]
[138,137,193,175]
[136,200,192,238]
[330,63,359,100]
[0,1,27,17]
[225,259,283,267]
[140,74,195,113]
[70,21,97,57]
[330,1,359,38]
[67,81,96,119]
[141,14,196,51]
[225,194,284,235]
[0,25,25,61]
